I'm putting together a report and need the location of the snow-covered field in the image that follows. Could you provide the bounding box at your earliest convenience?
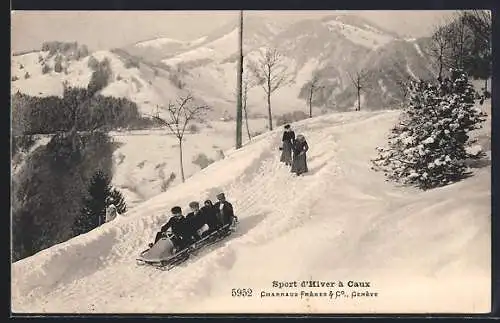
[110,118,270,208]
[11,108,490,313]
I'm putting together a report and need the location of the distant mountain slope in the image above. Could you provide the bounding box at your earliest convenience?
[312,38,437,111]
[12,14,438,119]
[118,13,436,114]
[11,47,205,117]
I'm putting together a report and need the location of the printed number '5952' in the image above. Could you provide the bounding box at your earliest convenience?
[232,288,253,297]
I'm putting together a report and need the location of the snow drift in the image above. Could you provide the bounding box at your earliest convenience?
[11,110,490,313]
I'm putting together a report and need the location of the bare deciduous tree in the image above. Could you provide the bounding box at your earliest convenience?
[234,65,256,141]
[347,69,371,111]
[152,95,210,182]
[462,10,491,44]
[306,73,323,118]
[242,73,252,141]
[395,75,416,107]
[429,24,454,81]
[448,13,469,70]
[461,10,492,91]
[248,48,290,131]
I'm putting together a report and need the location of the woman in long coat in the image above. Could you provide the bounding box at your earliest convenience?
[291,134,309,175]
[280,124,295,166]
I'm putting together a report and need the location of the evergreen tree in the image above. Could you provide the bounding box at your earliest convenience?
[87,58,112,96]
[372,69,486,190]
[107,188,127,214]
[54,55,63,73]
[73,170,111,235]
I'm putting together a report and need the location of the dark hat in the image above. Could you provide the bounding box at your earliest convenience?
[216,192,225,199]
[171,206,182,214]
[284,124,291,129]
[189,201,200,209]
[204,199,213,206]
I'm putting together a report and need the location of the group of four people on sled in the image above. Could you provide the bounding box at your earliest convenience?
[150,192,237,252]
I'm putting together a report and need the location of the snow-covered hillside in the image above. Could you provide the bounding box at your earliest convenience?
[110,118,270,208]
[118,13,435,115]
[11,109,490,313]
[11,50,184,116]
[11,13,436,118]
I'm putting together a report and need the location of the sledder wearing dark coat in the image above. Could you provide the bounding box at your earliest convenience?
[185,201,205,240]
[200,200,223,235]
[213,193,236,227]
[153,206,195,250]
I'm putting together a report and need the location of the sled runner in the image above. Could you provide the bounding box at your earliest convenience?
[136,217,238,271]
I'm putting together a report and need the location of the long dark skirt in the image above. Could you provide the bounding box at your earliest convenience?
[291,152,308,175]
[280,141,293,165]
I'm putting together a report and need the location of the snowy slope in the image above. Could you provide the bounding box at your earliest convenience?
[11,50,183,116]
[324,19,394,49]
[128,13,432,115]
[11,109,490,313]
[110,118,270,209]
[162,30,238,66]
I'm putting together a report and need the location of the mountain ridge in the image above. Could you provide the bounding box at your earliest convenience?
[11,14,438,118]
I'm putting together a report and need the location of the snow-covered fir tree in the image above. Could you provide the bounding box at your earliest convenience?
[372,68,486,190]
[73,170,127,235]
[107,188,127,214]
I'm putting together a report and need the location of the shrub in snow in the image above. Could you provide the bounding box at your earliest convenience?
[372,69,487,190]
[159,170,176,192]
[87,58,112,96]
[54,62,63,73]
[217,149,225,160]
[188,124,199,133]
[87,56,99,70]
[54,55,63,73]
[192,153,215,170]
[41,64,51,74]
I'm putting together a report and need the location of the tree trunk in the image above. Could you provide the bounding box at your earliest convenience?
[357,86,361,111]
[458,21,465,69]
[243,101,251,141]
[179,138,185,182]
[235,10,244,149]
[308,87,313,118]
[438,53,443,81]
[267,77,272,131]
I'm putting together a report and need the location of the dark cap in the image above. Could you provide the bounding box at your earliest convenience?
[284,124,290,129]
[189,201,200,209]
[171,206,182,214]
[204,199,213,206]
[216,192,225,200]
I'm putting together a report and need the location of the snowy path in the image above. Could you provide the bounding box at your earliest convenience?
[11,110,490,313]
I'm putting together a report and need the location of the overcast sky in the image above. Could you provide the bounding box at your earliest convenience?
[11,10,457,52]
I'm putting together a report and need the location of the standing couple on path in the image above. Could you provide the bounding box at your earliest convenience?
[280,124,309,176]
